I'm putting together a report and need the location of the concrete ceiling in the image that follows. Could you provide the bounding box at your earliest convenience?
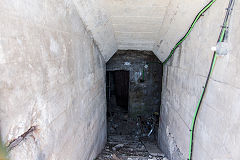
[73,0,223,62]
[105,0,170,51]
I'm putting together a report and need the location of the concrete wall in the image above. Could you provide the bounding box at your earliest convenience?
[0,0,106,159]
[158,1,240,160]
[73,0,118,62]
[153,0,220,61]
[107,50,162,117]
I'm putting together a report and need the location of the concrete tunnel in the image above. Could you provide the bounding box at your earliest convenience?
[0,0,240,160]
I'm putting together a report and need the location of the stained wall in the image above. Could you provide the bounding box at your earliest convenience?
[0,0,106,159]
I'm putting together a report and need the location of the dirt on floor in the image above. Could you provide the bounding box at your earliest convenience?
[96,105,168,160]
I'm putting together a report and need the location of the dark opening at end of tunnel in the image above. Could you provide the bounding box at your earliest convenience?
[97,50,165,160]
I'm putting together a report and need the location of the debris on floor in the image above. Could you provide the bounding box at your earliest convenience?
[96,105,168,160]
[107,105,159,137]
[96,135,167,160]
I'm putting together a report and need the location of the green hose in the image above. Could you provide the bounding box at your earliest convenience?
[163,0,216,64]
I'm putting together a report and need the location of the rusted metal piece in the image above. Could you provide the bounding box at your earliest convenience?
[7,126,36,151]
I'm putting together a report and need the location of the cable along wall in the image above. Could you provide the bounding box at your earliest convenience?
[158,0,239,159]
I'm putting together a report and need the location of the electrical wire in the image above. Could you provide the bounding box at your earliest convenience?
[161,0,235,159]
[188,0,235,159]
[163,0,217,64]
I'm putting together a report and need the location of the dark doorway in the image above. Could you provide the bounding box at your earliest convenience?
[106,70,129,112]
[113,70,129,110]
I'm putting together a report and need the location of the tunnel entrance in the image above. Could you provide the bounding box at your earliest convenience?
[97,50,164,159]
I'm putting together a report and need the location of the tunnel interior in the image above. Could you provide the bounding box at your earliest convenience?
[107,50,163,118]
[0,0,239,160]
[98,50,164,159]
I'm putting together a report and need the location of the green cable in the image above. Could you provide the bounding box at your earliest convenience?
[160,0,217,159]
[188,32,224,160]
[188,54,217,160]
[163,0,216,64]
[188,0,235,158]
[160,0,234,159]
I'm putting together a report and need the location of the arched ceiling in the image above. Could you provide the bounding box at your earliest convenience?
[73,0,225,62]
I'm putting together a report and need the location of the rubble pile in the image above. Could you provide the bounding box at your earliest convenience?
[96,135,165,160]
[96,106,168,160]
[107,106,159,138]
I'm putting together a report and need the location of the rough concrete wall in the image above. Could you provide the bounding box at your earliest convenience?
[0,0,106,159]
[73,0,118,62]
[107,50,162,117]
[158,1,240,160]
